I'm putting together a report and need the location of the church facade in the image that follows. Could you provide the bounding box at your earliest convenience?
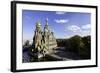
[32,18,57,56]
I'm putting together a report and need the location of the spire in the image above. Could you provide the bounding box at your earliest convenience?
[44,18,49,32]
[46,18,48,25]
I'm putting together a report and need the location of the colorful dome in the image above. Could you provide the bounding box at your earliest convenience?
[36,21,41,27]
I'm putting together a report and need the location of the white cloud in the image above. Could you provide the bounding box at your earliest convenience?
[82,24,91,30]
[67,25,81,32]
[80,30,91,37]
[66,24,91,36]
[54,19,69,24]
[56,11,66,15]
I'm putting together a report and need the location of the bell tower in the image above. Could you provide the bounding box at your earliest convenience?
[44,18,50,50]
[33,21,42,51]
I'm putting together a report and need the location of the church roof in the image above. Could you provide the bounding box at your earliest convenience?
[36,21,41,26]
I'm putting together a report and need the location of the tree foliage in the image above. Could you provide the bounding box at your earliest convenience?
[56,35,91,59]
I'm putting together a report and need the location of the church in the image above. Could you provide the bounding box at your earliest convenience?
[31,18,57,58]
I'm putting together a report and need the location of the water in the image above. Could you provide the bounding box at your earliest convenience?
[22,48,57,63]
[22,47,81,63]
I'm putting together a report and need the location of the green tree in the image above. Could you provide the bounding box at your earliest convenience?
[24,40,29,46]
[69,35,82,54]
[81,36,91,59]
[56,35,91,59]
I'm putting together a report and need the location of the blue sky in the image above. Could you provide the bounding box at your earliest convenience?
[22,10,91,40]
